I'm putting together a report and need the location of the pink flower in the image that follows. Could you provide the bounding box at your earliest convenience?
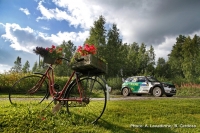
[49,49,53,53]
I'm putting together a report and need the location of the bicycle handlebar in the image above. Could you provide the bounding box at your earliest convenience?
[75,57,84,62]
[58,57,85,62]
[57,57,70,62]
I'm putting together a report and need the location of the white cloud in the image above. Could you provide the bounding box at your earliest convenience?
[41,26,50,30]
[0,64,12,73]
[2,0,200,64]
[1,23,37,52]
[37,0,101,29]
[36,1,56,21]
[154,36,176,61]
[50,31,89,45]
[1,23,89,53]
[19,8,30,15]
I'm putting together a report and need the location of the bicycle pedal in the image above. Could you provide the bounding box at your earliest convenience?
[52,102,62,114]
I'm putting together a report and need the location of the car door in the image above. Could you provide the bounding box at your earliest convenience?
[129,77,140,93]
[136,77,149,92]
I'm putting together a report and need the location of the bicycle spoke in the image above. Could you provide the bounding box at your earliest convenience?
[9,75,49,105]
[66,77,107,124]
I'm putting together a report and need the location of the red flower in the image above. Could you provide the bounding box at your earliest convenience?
[84,44,91,52]
[89,45,96,54]
[77,46,83,51]
[52,45,55,49]
[76,44,96,56]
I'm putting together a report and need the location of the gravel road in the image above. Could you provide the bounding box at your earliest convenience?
[1,95,200,101]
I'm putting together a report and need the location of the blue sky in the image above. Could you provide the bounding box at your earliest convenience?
[1,0,200,73]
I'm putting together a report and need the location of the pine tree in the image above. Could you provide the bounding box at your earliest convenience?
[32,61,38,72]
[54,40,76,76]
[145,45,155,75]
[106,24,122,77]
[168,35,186,78]
[11,56,22,73]
[85,15,107,62]
[22,60,30,73]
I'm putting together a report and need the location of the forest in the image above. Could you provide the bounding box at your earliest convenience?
[9,15,200,84]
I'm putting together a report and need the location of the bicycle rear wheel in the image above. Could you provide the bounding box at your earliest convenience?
[9,75,49,105]
[65,77,107,124]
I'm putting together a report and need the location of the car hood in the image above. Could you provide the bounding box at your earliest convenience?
[162,82,175,88]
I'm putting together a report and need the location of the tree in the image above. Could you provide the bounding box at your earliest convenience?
[85,15,107,58]
[168,35,186,78]
[181,35,200,80]
[145,45,155,75]
[123,42,139,76]
[106,23,122,77]
[54,40,76,76]
[32,61,38,72]
[11,56,22,73]
[22,60,30,73]
[137,43,148,74]
[155,57,171,78]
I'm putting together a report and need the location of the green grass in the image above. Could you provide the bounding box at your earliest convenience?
[0,97,200,133]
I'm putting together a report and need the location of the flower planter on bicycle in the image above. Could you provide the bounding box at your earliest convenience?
[9,44,108,124]
[71,54,107,76]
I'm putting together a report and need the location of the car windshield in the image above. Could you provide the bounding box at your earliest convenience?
[146,76,159,82]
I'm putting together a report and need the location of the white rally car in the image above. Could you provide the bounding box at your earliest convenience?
[121,76,176,97]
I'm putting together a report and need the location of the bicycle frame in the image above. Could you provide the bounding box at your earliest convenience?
[36,64,84,103]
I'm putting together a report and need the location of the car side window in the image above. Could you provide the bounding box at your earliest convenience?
[137,77,146,82]
[125,78,133,82]
[128,78,133,82]
[132,77,137,82]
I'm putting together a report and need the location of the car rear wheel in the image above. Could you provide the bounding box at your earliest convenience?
[152,87,163,97]
[122,88,130,96]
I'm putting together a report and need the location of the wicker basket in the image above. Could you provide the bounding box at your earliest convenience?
[43,56,56,64]
[71,54,107,75]
[43,56,62,64]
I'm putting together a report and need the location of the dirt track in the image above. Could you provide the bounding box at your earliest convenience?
[1,95,200,101]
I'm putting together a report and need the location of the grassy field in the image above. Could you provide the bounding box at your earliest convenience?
[0,97,200,133]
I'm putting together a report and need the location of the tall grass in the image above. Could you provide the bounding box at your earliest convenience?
[0,98,200,133]
[176,82,200,96]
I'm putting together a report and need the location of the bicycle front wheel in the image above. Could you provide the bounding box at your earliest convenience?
[9,75,49,105]
[66,77,107,124]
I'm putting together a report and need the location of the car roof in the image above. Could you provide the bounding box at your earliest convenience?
[128,76,145,78]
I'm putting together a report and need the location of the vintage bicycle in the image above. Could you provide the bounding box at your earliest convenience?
[8,55,108,124]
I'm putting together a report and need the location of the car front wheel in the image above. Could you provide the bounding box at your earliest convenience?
[122,88,130,96]
[152,87,163,97]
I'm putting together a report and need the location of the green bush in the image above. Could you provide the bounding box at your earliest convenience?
[2,72,200,97]
[107,77,122,90]
[54,76,69,89]
[0,73,30,93]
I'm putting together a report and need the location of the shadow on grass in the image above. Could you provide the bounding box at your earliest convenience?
[66,112,176,133]
[96,119,177,133]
